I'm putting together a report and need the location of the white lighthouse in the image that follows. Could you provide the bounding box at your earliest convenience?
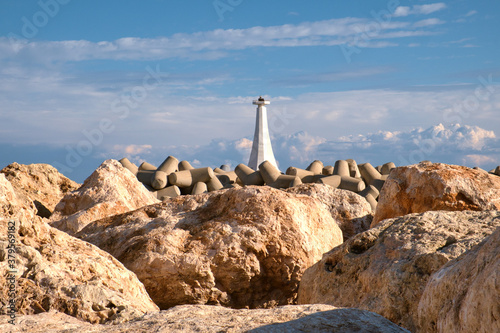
[248,96,279,170]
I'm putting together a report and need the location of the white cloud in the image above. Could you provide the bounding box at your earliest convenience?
[413,18,445,28]
[0,13,445,64]
[394,3,447,17]
[465,10,478,17]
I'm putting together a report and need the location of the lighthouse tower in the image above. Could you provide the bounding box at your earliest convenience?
[248,96,279,170]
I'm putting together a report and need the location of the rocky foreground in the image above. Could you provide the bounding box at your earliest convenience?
[0,159,499,332]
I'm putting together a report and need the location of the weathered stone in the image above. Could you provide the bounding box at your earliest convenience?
[372,162,500,226]
[286,184,373,240]
[417,227,500,333]
[0,304,410,332]
[298,210,500,332]
[50,159,158,235]
[1,162,80,217]
[76,186,343,310]
[0,175,158,325]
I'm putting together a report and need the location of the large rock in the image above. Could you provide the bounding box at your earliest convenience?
[372,162,500,226]
[286,183,373,240]
[0,174,159,324]
[298,210,500,332]
[0,304,410,332]
[76,186,343,310]
[1,162,80,218]
[417,227,500,333]
[50,159,158,234]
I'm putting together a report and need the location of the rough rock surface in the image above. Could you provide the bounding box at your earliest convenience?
[0,174,159,324]
[77,186,343,310]
[417,227,500,333]
[0,304,410,332]
[298,210,500,332]
[372,162,500,226]
[50,159,159,234]
[1,162,79,217]
[286,183,373,240]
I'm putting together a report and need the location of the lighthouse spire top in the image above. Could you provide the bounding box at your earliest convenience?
[248,96,278,170]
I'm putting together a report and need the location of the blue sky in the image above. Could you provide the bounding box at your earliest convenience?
[0,0,499,182]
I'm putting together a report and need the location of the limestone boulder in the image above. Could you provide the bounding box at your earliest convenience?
[372,162,500,226]
[417,227,500,333]
[0,174,159,324]
[286,183,373,240]
[0,304,410,332]
[1,162,80,218]
[76,186,343,310]
[50,159,159,234]
[298,210,500,332]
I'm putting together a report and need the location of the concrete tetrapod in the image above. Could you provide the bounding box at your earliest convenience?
[234,164,264,186]
[302,174,326,184]
[358,163,382,185]
[207,177,224,192]
[381,162,396,175]
[137,170,155,186]
[151,156,180,190]
[119,157,139,176]
[151,171,168,190]
[191,182,208,195]
[346,159,362,178]
[215,171,237,183]
[156,185,181,200]
[259,160,282,184]
[306,160,324,174]
[168,167,215,188]
[359,184,380,200]
[286,167,315,179]
[333,160,350,177]
[139,162,157,171]
[216,174,231,186]
[269,175,302,189]
[178,160,194,171]
[220,164,231,172]
[289,176,303,188]
[338,176,366,192]
[322,166,334,175]
[371,179,386,192]
[318,175,341,188]
[158,156,179,174]
[364,193,378,211]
